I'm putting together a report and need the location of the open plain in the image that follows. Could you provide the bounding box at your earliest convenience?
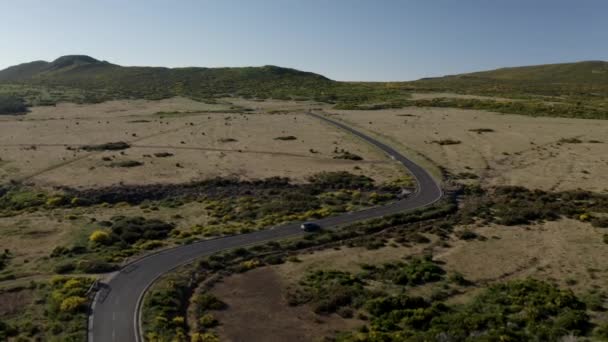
[329,106,608,192]
[0,98,404,188]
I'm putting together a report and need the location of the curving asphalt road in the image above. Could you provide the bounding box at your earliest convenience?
[89,112,442,342]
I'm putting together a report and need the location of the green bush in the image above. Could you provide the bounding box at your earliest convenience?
[308,171,374,190]
[110,216,174,245]
[193,294,226,311]
[343,279,591,341]
[0,95,27,115]
[287,270,369,314]
[81,141,130,151]
[360,257,445,286]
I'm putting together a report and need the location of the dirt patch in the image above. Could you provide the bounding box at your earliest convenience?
[211,267,362,342]
[0,288,34,316]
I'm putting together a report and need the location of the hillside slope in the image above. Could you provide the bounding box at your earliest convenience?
[0,55,339,101]
[411,61,608,97]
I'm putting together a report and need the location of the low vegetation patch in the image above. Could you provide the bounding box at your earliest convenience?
[143,265,224,342]
[558,137,584,144]
[0,95,27,115]
[463,185,608,226]
[468,128,495,133]
[431,138,461,146]
[81,141,131,151]
[107,160,143,168]
[274,135,297,141]
[339,279,592,341]
[333,149,364,161]
[360,257,445,286]
[153,152,174,158]
[287,257,446,316]
[0,250,11,271]
[0,276,94,341]
[103,216,175,246]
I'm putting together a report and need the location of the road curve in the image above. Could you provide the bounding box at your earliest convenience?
[89,112,442,342]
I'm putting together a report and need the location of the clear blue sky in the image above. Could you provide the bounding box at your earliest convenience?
[1,0,606,81]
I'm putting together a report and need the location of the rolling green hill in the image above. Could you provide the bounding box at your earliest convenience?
[409,61,608,97]
[0,55,332,101]
[1,56,607,119]
[0,55,413,106]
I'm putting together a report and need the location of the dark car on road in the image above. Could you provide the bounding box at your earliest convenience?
[300,222,321,232]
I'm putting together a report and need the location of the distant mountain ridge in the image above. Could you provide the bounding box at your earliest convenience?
[1,56,607,109]
[0,55,112,81]
[0,55,329,83]
[0,55,336,102]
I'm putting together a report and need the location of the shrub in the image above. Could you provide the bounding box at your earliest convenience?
[110,216,174,245]
[59,296,87,313]
[153,152,174,158]
[559,137,583,144]
[0,95,27,115]
[308,171,374,190]
[194,294,226,311]
[456,229,478,240]
[274,136,297,141]
[432,139,461,145]
[361,257,445,286]
[591,217,608,228]
[108,160,143,168]
[81,141,130,151]
[0,250,10,271]
[469,128,495,133]
[89,230,111,244]
[46,196,66,207]
[76,259,117,273]
[350,279,591,341]
[333,150,363,161]
[54,262,76,274]
[198,313,218,328]
[594,323,608,340]
[288,270,368,314]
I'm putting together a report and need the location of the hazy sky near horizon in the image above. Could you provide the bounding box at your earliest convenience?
[1,0,606,81]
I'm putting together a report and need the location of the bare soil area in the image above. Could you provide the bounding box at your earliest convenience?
[211,267,362,342]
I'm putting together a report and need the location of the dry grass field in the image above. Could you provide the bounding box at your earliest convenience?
[0,98,404,189]
[328,106,608,192]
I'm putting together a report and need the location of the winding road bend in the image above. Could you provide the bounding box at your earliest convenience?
[89,112,442,342]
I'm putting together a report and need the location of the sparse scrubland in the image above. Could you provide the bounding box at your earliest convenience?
[139,184,608,341]
[1,57,608,341]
